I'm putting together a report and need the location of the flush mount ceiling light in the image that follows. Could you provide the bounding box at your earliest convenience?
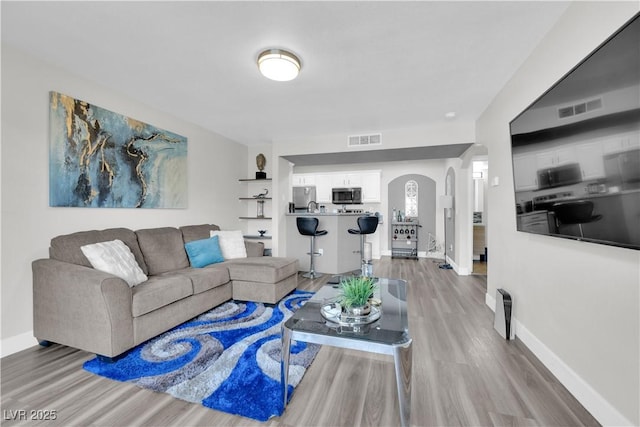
[257,49,301,81]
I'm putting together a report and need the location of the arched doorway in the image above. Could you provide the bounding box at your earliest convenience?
[388,174,436,256]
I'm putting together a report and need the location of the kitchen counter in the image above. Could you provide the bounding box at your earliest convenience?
[517,210,553,235]
[286,213,378,275]
[558,188,640,201]
[286,211,370,216]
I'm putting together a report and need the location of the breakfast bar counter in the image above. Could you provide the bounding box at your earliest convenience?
[285,212,373,275]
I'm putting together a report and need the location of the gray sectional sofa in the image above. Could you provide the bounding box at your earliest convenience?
[32,224,298,359]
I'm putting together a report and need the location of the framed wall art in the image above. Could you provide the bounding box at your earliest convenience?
[49,91,187,208]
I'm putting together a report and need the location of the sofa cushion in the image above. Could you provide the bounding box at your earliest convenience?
[136,227,189,275]
[131,273,193,317]
[172,265,231,294]
[244,240,265,257]
[50,228,148,275]
[210,230,247,259]
[184,236,224,268]
[224,257,298,284]
[180,224,221,244]
[81,239,148,287]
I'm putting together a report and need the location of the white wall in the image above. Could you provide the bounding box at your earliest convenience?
[477,3,639,425]
[1,46,248,355]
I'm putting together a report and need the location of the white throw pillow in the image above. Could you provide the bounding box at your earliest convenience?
[210,230,247,259]
[81,239,148,287]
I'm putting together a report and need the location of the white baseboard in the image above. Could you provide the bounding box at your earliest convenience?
[484,292,633,426]
[443,256,471,276]
[426,250,444,259]
[486,291,496,312]
[1,331,36,358]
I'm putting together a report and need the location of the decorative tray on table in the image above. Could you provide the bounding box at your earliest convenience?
[320,302,381,326]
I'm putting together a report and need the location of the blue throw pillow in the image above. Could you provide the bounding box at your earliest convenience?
[184,236,224,268]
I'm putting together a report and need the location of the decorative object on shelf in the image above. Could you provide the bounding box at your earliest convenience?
[253,188,269,199]
[49,91,187,208]
[256,199,265,218]
[251,188,269,218]
[255,153,267,179]
[258,229,267,237]
[338,275,377,316]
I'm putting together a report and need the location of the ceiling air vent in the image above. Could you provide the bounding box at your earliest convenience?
[557,98,603,119]
[348,133,382,147]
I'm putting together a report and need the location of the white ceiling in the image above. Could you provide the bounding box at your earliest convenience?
[2,1,571,147]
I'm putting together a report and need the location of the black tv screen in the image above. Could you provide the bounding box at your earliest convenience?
[510,13,640,250]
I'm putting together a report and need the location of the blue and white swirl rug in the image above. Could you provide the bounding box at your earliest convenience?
[83,290,320,421]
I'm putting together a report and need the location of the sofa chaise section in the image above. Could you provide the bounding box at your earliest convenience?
[225,257,299,304]
[179,224,299,304]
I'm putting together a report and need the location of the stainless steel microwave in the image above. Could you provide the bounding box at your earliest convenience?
[536,163,582,190]
[332,187,362,204]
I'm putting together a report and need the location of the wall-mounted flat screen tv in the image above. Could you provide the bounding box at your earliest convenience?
[510,13,639,250]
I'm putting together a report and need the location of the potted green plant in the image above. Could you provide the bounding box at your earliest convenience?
[338,276,377,316]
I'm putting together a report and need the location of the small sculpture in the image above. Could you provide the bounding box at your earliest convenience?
[256,153,267,179]
[258,229,267,237]
[253,189,269,199]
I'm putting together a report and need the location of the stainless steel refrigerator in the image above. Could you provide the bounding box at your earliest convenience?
[292,186,317,210]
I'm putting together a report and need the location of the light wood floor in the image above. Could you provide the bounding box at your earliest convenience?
[472,260,487,275]
[1,258,599,427]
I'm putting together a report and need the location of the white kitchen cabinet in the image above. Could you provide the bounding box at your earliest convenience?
[517,212,550,235]
[331,173,362,187]
[292,170,381,204]
[330,171,380,202]
[575,141,605,179]
[602,132,640,154]
[292,173,316,186]
[314,173,333,203]
[361,171,381,202]
[513,154,538,191]
[535,146,575,169]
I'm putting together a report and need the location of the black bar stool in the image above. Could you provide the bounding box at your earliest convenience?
[552,201,602,238]
[348,215,379,275]
[296,217,328,279]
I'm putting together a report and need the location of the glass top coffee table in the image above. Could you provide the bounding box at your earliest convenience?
[281,277,412,427]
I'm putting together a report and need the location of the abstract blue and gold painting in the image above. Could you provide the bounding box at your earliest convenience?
[49,92,187,208]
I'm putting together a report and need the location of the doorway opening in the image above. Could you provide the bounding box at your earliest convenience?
[472,157,488,275]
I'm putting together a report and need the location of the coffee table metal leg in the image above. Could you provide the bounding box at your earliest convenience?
[281,325,292,409]
[393,339,412,427]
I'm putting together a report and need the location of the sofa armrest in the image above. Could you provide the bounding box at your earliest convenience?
[244,240,264,257]
[32,258,134,357]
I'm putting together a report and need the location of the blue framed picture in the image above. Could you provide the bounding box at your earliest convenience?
[49,91,187,208]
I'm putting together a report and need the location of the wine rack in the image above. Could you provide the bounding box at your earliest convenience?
[391,222,420,259]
